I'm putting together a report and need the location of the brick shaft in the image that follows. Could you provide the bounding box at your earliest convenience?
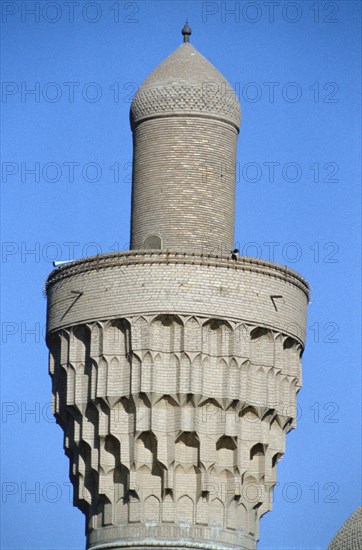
[46,36,308,550]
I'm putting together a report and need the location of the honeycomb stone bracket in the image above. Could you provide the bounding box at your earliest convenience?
[48,307,305,549]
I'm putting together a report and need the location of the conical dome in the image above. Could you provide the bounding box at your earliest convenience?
[328,506,362,549]
[131,42,241,130]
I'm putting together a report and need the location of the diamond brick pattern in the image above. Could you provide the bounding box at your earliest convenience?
[328,506,362,550]
[131,85,241,129]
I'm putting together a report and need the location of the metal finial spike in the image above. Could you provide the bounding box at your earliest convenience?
[181,20,191,43]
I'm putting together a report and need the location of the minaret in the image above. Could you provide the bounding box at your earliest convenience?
[46,26,309,550]
[130,22,240,255]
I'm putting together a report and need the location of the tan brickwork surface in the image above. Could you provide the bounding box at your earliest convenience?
[46,252,308,344]
[47,253,308,549]
[130,117,237,254]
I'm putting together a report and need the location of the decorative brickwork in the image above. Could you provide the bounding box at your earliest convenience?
[130,42,240,254]
[328,506,362,550]
[47,252,308,549]
[130,43,241,131]
[46,252,308,343]
[131,85,241,129]
[130,118,238,254]
[46,31,309,550]
[48,312,302,550]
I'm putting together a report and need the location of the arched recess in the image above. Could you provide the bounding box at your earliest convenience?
[269,419,284,453]
[83,403,98,451]
[141,351,152,393]
[283,336,295,350]
[179,352,191,394]
[114,463,129,504]
[136,431,164,491]
[280,376,292,414]
[163,492,175,523]
[74,362,88,407]
[266,367,276,409]
[103,434,120,475]
[66,364,76,406]
[200,398,223,434]
[228,358,239,399]
[272,452,283,469]
[53,363,67,420]
[108,357,121,395]
[151,314,183,353]
[175,432,199,470]
[90,322,103,358]
[250,326,274,367]
[190,353,202,394]
[95,495,112,528]
[250,327,270,340]
[76,440,93,514]
[283,336,302,381]
[184,317,201,353]
[180,398,195,433]
[237,502,247,531]
[131,316,148,351]
[177,494,194,524]
[85,470,99,521]
[143,234,163,250]
[128,490,141,523]
[249,443,266,479]
[242,474,262,512]
[48,332,61,375]
[130,352,141,394]
[96,357,108,399]
[217,468,236,505]
[235,323,249,356]
[57,329,70,368]
[72,325,91,364]
[209,497,224,527]
[144,494,160,522]
[248,504,260,538]
[216,436,237,470]
[201,356,209,394]
[212,357,228,398]
[226,496,237,530]
[87,358,98,402]
[239,406,260,441]
[107,355,130,398]
[239,360,249,401]
[136,431,157,470]
[103,319,130,357]
[153,353,179,395]
[153,396,176,462]
[135,392,151,432]
[274,333,285,371]
[252,367,267,406]
[203,319,233,358]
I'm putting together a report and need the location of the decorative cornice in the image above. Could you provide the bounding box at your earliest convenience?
[46,251,310,300]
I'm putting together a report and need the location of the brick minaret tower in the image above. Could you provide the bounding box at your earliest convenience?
[46,25,309,550]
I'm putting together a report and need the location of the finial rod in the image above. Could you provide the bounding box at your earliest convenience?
[181,20,191,43]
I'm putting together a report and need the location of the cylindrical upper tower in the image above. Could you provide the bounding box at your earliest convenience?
[130,28,241,254]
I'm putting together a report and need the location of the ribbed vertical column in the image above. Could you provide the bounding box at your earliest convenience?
[48,314,303,550]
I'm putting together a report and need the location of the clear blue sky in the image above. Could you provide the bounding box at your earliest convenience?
[1,1,361,549]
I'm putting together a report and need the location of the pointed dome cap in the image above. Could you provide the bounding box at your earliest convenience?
[131,41,241,131]
[328,506,362,549]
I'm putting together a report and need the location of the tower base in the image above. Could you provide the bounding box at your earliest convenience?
[88,522,255,550]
